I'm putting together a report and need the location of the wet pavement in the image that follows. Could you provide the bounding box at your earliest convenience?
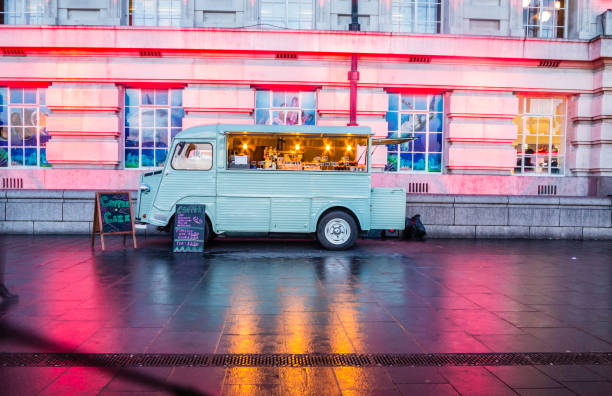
[0,235,611,395]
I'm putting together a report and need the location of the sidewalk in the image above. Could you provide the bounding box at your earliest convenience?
[1,235,611,395]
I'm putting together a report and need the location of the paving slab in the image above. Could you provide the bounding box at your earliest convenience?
[0,235,610,396]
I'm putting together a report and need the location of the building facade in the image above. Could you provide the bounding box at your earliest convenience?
[1,0,611,236]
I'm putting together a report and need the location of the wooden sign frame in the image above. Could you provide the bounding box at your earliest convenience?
[91,191,137,251]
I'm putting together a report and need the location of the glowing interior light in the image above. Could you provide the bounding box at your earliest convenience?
[522,0,530,7]
[541,10,552,22]
[554,1,561,9]
[295,144,300,150]
[347,145,352,151]
[325,144,330,151]
[242,143,248,150]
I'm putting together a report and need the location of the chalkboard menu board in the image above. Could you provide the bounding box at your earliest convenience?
[92,191,137,250]
[173,204,206,253]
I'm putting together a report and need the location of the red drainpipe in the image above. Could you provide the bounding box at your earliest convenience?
[348,0,360,126]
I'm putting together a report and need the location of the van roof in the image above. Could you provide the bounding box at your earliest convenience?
[175,124,374,139]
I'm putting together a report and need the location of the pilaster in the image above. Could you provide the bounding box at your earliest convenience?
[45,83,121,166]
[182,84,254,128]
[446,91,518,174]
[569,79,612,177]
[182,0,195,28]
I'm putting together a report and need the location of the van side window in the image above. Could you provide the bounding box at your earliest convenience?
[226,133,368,172]
[171,142,213,170]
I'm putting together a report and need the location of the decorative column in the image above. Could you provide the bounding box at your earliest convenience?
[446,90,518,174]
[45,83,121,167]
[569,89,612,177]
[181,0,195,27]
[508,0,525,36]
[182,85,254,129]
[316,87,388,169]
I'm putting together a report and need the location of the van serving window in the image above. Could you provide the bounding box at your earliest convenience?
[226,132,368,172]
[171,142,213,170]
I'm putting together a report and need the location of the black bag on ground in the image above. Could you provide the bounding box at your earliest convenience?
[404,214,427,241]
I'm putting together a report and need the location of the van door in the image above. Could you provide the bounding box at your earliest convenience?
[153,141,216,220]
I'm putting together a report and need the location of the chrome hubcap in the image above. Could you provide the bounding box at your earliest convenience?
[324,218,351,245]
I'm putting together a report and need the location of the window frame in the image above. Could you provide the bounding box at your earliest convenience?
[255,90,317,126]
[385,92,444,173]
[129,0,182,27]
[123,87,184,169]
[225,132,369,173]
[170,141,214,171]
[512,96,567,176]
[523,0,568,39]
[0,0,45,25]
[391,0,442,34]
[0,87,50,168]
[259,0,314,29]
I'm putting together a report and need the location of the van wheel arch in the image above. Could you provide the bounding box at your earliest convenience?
[168,213,214,242]
[316,206,362,232]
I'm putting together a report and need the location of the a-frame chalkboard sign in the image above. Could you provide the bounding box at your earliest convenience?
[91,192,137,250]
[173,204,206,253]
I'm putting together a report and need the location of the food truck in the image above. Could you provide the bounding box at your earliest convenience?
[136,124,406,250]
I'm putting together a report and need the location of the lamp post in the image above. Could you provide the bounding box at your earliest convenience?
[348,0,360,126]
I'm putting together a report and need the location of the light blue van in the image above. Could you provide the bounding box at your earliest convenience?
[136,124,406,250]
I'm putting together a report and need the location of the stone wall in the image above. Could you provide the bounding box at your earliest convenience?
[1,190,611,239]
[406,195,612,239]
[19,0,612,40]
[0,190,156,235]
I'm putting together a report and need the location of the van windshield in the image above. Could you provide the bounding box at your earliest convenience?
[171,142,213,170]
[226,133,368,172]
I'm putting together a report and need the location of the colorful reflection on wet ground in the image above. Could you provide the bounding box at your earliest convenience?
[1,236,611,395]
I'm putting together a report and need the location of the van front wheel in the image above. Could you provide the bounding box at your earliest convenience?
[317,211,358,250]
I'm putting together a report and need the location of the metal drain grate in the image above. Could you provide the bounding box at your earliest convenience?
[2,177,23,189]
[0,353,610,368]
[408,182,429,193]
[276,52,297,59]
[538,59,560,68]
[538,184,557,195]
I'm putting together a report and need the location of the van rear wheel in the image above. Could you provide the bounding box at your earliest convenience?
[317,211,358,250]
